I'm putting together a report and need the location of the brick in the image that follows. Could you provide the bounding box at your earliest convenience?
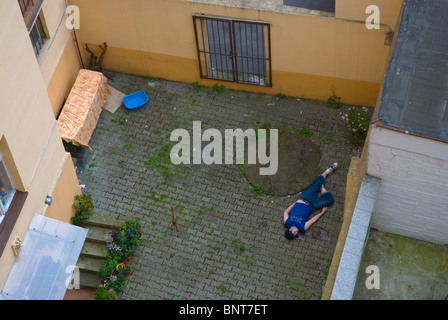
[77,71,366,300]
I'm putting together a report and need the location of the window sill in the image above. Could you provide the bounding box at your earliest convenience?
[36,39,51,66]
[0,191,28,257]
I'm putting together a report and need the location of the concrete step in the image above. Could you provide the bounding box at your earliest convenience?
[86,225,114,244]
[82,215,123,229]
[76,215,124,290]
[81,241,108,259]
[77,256,105,274]
[80,271,102,289]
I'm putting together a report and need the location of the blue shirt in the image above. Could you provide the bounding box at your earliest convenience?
[284,202,312,233]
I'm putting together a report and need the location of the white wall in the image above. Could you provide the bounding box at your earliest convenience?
[367,125,448,245]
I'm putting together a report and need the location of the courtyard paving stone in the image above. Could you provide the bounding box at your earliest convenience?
[76,71,370,300]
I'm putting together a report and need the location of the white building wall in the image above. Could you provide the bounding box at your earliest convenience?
[367,125,448,245]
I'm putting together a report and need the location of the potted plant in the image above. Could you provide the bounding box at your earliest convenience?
[71,194,94,226]
[96,217,142,299]
[94,285,118,300]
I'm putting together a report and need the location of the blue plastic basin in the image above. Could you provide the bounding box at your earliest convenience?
[122,90,149,110]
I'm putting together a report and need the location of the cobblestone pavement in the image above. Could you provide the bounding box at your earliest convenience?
[77,71,369,300]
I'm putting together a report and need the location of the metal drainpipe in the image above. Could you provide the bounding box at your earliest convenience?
[65,0,85,69]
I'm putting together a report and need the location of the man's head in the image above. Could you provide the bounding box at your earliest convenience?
[285,226,299,240]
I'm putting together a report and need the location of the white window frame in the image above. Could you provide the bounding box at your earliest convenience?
[0,152,16,219]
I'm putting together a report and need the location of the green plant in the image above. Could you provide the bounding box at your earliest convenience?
[341,106,369,144]
[217,282,228,294]
[118,160,126,168]
[212,83,225,92]
[274,93,287,100]
[145,141,190,183]
[285,280,295,289]
[251,184,264,195]
[261,122,272,132]
[165,292,183,300]
[320,134,334,145]
[118,117,128,125]
[295,128,312,138]
[94,286,118,300]
[71,194,93,226]
[330,209,343,223]
[328,90,342,109]
[97,218,143,297]
[236,163,245,178]
[191,81,206,91]
[114,218,143,257]
[277,121,312,138]
[245,257,255,265]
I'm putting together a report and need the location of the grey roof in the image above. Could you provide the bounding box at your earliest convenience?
[378,0,448,141]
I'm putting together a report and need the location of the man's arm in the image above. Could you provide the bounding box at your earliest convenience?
[283,202,296,223]
[304,206,328,231]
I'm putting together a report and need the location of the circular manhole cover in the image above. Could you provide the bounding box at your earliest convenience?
[243,132,322,196]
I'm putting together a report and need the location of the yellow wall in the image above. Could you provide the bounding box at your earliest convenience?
[0,0,81,289]
[43,153,81,224]
[38,0,83,116]
[47,36,82,117]
[71,0,398,105]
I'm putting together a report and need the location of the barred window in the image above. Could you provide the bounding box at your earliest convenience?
[0,153,16,221]
[29,16,47,57]
[193,15,272,87]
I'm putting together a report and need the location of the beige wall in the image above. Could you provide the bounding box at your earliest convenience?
[0,0,81,289]
[70,0,399,106]
[0,1,56,188]
[39,0,73,84]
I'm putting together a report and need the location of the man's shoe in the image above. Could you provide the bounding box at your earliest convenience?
[326,162,338,174]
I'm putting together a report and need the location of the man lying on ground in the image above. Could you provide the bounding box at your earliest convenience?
[283,163,338,240]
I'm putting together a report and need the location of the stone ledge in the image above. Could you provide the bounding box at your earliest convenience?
[330,175,380,300]
[83,215,123,229]
[185,0,335,18]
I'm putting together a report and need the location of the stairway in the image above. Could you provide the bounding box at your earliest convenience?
[76,216,123,289]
